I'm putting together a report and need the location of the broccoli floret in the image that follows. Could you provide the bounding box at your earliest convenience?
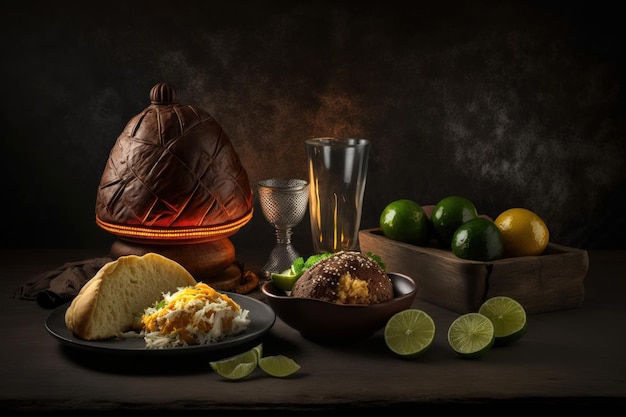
[286,251,385,276]
[284,252,333,277]
[303,252,333,269]
[290,257,306,275]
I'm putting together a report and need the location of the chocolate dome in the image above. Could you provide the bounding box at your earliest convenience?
[95,82,253,243]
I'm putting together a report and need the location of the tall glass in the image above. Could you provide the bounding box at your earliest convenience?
[305,138,370,253]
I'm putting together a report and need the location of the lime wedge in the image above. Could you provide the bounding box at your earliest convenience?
[270,269,301,292]
[259,355,301,377]
[478,296,527,345]
[252,343,264,360]
[210,343,262,380]
[447,313,495,358]
[384,309,436,358]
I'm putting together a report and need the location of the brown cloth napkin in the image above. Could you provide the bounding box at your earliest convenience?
[14,257,264,308]
[14,257,113,308]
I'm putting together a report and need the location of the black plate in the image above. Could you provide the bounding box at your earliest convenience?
[45,292,276,356]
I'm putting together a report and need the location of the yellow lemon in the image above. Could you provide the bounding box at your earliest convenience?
[494,208,549,257]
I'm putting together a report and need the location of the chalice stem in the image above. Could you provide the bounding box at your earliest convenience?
[275,227,293,245]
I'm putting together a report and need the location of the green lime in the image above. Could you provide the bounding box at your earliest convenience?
[379,199,429,246]
[478,296,527,345]
[447,313,495,358]
[259,355,301,377]
[451,217,504,261]
[270,269,300,292]
[431,196,478,248]
[210,343,262,380]
[384,309,436,358]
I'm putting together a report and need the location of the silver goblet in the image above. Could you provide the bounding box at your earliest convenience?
[258,178,309,279]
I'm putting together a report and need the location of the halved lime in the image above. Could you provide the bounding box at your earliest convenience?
[259,355,301,377]
[210,343,262,380]
[384,309,436,358]
[478,296,527,345]
[447,313,495,358]
[270,269,301,292]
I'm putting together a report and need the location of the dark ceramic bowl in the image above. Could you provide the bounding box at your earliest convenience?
[261,272,417,343]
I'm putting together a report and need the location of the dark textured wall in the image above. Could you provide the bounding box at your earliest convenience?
[1,0,624,252]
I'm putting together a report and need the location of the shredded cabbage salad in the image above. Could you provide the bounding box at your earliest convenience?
[137,282,250,349]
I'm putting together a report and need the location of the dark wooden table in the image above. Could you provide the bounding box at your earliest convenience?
[1,247,625,414]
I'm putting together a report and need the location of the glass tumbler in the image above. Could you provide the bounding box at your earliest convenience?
[305,138,370,254]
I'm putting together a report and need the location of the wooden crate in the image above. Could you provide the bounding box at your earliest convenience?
[359,228,588,314]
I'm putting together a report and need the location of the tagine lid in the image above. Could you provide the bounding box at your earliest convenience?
[95,82,253,243]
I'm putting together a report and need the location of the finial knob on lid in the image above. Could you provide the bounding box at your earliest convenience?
[150,82,178,105]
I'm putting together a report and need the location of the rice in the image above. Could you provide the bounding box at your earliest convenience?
[137,282,250,349]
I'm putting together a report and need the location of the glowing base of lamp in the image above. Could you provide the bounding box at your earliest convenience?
[110,238,242,291]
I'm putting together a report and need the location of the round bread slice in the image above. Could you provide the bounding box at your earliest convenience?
[65,252,197,340]
[291,251,393,305]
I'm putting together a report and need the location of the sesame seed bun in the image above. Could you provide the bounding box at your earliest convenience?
[291,251,393,305]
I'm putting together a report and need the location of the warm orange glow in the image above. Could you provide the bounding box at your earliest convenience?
[95,210,253,242]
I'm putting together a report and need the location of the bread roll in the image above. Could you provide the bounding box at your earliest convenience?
[65,252,197,340]
[291,251,393,305]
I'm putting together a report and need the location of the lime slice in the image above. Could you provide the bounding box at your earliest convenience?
[384,309,436,358]
[270,269,301,292]
[447,313,495,358]
[259,355,301,377]
[478,296,527,345]
[210,343,262,380]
